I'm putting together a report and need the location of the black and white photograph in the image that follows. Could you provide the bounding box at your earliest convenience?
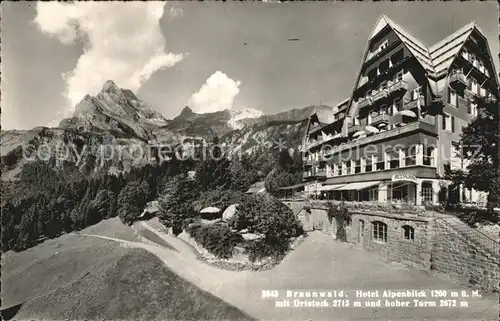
[1,1,499,320]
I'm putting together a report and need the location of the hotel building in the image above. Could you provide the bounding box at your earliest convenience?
[302,15,499,206]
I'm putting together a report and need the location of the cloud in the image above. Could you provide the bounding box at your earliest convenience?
[34,1,185,109]
[189,71,242,113]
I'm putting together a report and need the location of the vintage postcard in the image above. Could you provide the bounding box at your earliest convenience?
[1,1,499,320]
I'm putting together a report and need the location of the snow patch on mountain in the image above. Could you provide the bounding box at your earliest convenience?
[228,108,264,129]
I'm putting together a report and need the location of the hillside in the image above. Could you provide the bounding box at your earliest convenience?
[1,80,314,180]
[1,218,253,320]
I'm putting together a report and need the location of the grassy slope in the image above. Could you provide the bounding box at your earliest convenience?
[1,218,254,321]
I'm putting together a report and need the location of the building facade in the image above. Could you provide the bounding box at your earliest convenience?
[302,15,499,206]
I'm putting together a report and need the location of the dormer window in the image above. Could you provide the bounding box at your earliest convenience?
[379,40,389,52]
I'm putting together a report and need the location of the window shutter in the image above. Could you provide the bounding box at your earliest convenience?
[442,114,446,130]
[451,116,455,132]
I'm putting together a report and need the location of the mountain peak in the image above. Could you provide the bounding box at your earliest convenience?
[179,106,195,118]
[101,80,121,93]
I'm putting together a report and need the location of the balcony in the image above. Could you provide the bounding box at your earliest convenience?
[372,89,389,103]
[449,72,468,90]
[348,125,361,134]
[388,80,408,95]
[324,121,437,156]
[316,169,327,178]
[357,97,372,109]
[404,97,425,111]
[422,98,444,115]
[391,113,406,127]
[371,113,390,126]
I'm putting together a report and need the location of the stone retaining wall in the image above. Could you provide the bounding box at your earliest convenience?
[283,201,499,293]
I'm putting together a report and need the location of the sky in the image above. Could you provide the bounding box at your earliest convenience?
[1,1,499,130]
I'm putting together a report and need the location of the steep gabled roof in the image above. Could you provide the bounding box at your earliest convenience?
[369,15,434,74]
[346,15,498,120]
[429,22,475,75]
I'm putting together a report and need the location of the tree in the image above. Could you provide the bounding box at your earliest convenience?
[158,174,199,235]
[447,96,499,211]
[229,155,259,192]
[117,181,149,225]
[194,137,232,191]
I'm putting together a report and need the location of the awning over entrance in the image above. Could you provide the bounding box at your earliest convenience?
[336,181,381,191]
[319,184,346,191]
[278,183,306,190]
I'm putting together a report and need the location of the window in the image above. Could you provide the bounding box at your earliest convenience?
[354,160,361,174]
[393,98,403,114]
[379,60,390,74]
[402,225,415,241]
[365,157,373,172]
[404,147,416,166]
[421,182,433,203]
[442,113,455,132]
[388,151,400,169]
[367,113,373,124]
[372,221,387,242]
[354,117,360,126]
[379,40,389,51]
[423,146,435,166]
[342,161,348,175]
[448,88,457,107]
[471,79,479,95]
[375,155,385,171]
[470,101,478,117]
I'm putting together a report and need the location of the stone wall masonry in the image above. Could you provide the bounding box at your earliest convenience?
[431,218,500,293]
[348,212,433,271]
[282,200,499,293]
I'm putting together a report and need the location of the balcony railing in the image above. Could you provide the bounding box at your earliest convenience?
[371,113,390,125]
[449,72,467,89]
[324,121,437,156]
[391,113,406,126]
[388,80,408,95]
[316,170,327,178]
[372,89,389,102]
[303,171,315,178]
[358,97,372,109]
[404,97,425,111]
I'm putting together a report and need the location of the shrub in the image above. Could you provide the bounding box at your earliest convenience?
[186,222,243,259]
[243,235,291,262]
[228,195,304,260]
[326,202,350,242]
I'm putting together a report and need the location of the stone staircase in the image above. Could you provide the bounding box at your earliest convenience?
[435,215,499,261]
[432,214,499,293]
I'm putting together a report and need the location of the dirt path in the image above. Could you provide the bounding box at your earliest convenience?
[81,221,499,321]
